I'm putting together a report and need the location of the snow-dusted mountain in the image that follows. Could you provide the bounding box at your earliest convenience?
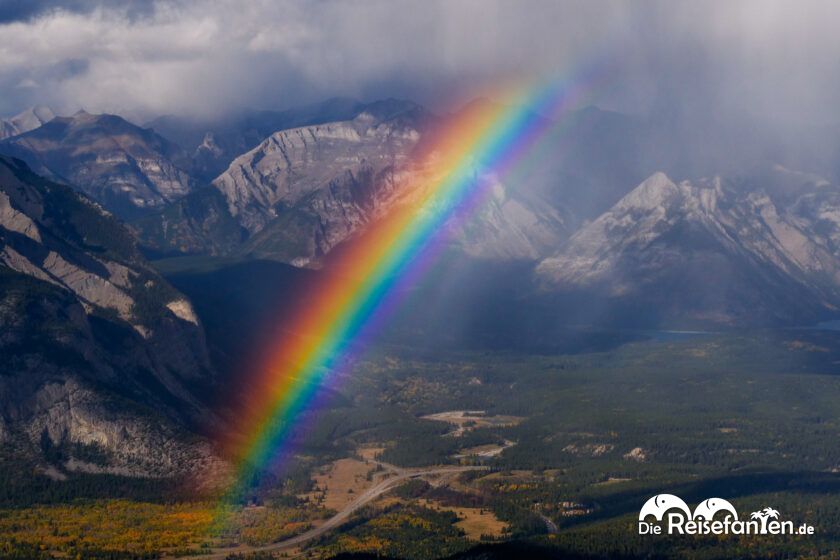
[536,171,840,326]
[0,111,196,218]
[0,106,55,140]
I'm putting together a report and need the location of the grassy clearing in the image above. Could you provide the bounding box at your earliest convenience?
[417,499,507,540]
[301,458,379,512]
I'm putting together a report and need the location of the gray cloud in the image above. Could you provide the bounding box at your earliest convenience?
[0,0,839,124]
[0,0,157,24]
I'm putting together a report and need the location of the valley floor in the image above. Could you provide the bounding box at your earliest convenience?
[4,330,840,559]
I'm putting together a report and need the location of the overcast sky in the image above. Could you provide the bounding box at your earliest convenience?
[1,0,839,123]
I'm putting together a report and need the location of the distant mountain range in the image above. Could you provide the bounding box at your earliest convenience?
[135,98,570,265]
[5,95,840,474]
[2,98,840,332]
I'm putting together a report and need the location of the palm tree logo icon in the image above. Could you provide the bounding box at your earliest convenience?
[750,507,780,533]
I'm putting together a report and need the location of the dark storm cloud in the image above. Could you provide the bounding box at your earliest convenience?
[0,0,85,23]
[0,0,839,124]
[0,0,156,23]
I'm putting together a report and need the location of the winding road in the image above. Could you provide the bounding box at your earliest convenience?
[201,463,487,559]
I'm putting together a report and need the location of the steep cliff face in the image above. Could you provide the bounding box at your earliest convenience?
[0,112,195,219]
[0,156,222,478]
[214,111,422,234]
[147,96,369,181]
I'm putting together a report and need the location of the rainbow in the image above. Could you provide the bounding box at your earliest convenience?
[219,69,611,506]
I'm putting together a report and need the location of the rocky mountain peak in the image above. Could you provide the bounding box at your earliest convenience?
[12,105,55,129]
[599,172,728,232]
[0,105,56,140]
[211,109,424,236]
[197,131,224,157]
[614,171,678,210]
[358,97,428,124]
[137,98,572,266]
[536,170,840,326]
[0,111,196,218]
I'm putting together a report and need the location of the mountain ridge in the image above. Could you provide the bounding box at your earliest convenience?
[137,100,575,266]
[0,155,225,479]
[535,171,840,326]
[0,111,197,219]
[0,105,55,141]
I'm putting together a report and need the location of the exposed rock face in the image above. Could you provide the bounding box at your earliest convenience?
[242,162,415,266]
[137,104,429,264]
[147,96,368,181]
[166,299,200,325]
[0,190,41,242]
[214,111,421,235]
[0,111,195,218]
[536,171,840,326]
[41,250,137,321]
[445,178,570,260]
[0,156,222,477]
[10,378,219,478]
[139,100,572,266]
[0,106,55,140]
